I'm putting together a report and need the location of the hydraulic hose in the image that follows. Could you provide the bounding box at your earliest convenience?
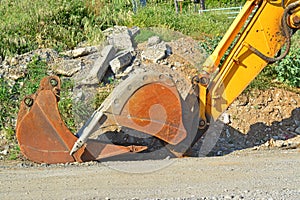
[248,1,299,64]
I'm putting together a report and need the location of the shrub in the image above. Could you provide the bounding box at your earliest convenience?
[274,47,300,87]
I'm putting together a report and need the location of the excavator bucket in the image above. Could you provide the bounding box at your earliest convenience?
[16,76,148,164]
[72,71,197,158]
[112,75,187,145]
[16,71,197,163]
[16,76,90,163]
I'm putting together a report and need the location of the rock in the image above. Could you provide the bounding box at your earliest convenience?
[103,26,129,36]
[129,26,140,38]
[220,112,231,124]
[71,85,97,128]
[272,135,279,140]
[115,65,134,79]
[141,42,170,63]
[268,138,285,147]
[7,68,26,80]
[74,91,84,103]
[82,45,116,84]
[10,56,19,66]
[132,59,141,67]
[62,46,98,58]
[40,163,49,167]
[224,195,232,199]
[109,50,132,74]
[54,60,83,77]
[292,108,300,124]
[30,48,59,63]
[147,36,161,47]
[2,57,9,66]
[161,60,168,65]
[226,128,231,138]
[295,127,300,134]
[106,26,134,51]
[217,151,223,156]
[174,61,182,68]
[290,98,297,104]
[0,149,8,155]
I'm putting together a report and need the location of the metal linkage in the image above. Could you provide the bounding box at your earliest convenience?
[247,1,300,64]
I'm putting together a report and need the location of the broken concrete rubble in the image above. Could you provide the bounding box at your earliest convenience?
[141,41,170,63]
[54,60,83,77]
[147,35,161,47]
[62,46,98,58]
[129,26,141,38]
[103,25,140,39]
[81,45,116,85]
[109,50,132,74]
[105,26,135,51]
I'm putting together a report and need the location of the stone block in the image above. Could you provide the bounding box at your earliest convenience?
[109,51,132,74]
[129,26,140,38]
[62,46,98,58]
[141,42,170,63]
[54,60,83,77]
[147,36,161,47]
[107,32,134,51]
[82,45,116,84]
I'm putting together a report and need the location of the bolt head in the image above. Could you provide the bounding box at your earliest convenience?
[24,97,33,107]
[50,78,58,87]
[293,15,300,24]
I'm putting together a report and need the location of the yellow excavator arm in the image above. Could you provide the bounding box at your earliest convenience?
[16,0,300,163]
[196,0,300,125]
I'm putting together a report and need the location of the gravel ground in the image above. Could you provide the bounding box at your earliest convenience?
[0,149,299,199]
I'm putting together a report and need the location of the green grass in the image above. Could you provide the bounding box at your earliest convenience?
[0,0,239,59]
[0,56,49,160]
[0,0,105,58]
[134,27,185,43]
[58,78,77,133]
[130,3,233,38]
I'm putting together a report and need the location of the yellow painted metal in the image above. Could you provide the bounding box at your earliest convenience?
[289,8,300,28]
[200,0,299,120]
[199,83,207,124]
[198,0,259,122]
[202,0,260,74]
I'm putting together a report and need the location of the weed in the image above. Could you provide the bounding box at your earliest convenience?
[134,27,185,43]
[58,78,77,133]
[0,79,19,132]
[94,90,111,110]
[274,46,300,87]
[8,145,20,160]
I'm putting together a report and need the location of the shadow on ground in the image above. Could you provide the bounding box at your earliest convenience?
[194,107,300,157]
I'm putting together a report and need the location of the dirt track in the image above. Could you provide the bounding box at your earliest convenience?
[1,149,299,199]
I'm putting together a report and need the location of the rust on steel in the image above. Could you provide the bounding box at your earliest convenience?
[114,82,187,145]
[16,76,92,163]
[16,76,147,164]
